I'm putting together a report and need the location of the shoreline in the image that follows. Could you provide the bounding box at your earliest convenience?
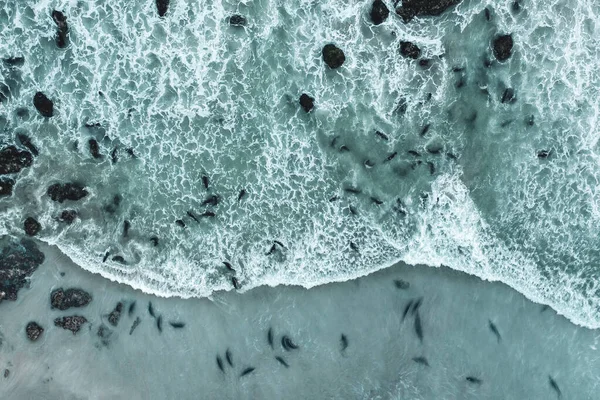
[1,242,598,399]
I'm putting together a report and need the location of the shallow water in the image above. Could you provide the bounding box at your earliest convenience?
[1,244,599,400]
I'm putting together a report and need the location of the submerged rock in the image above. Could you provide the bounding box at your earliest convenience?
[108,302,123,327]
[322,44,346,69]
[58,209,78,224]
[17,133,39,157]
[24,217,41,236]
[25,321,44,341]
[2,57,25,67]
[47,182,88,203]
[33,92,54,117]
[50,288,92,310]
[0,146,33,175]
[156,0,169,17]
[229,14,247,26]
[396,0,462,22]
[0,238,45,302]
[299,94,315,113]
[54,316,88,334]
[493,34,514,62]
[370,0,389,25]
[399,41,421,59]
[0,178,14,197]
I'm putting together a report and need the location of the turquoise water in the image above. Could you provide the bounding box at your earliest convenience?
[1,0,599,329]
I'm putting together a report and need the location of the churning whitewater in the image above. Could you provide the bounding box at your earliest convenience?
[0,0,599,327]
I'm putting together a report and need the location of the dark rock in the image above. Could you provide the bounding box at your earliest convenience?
[24,217,41,236]
[0,238,45,302]
[492,34,513,62]
[370,0,390,25]
[25,321,44,341]
[88,138,101,159]
[501,88,516,104]
[0,178,15,196]
[2,57,25,66]
[50,288,92,310]
[322,44,346,69]
[396,0,462,22]
[33,92,54,117]
[58,209,77,224]
[299,94,314,113]
[17,134,39,157]
[156,0,169,17]
[399,41,421,59]
[47,182,88,203]
[108,302,123,327]
[0,145,33,175]
[54,316,88,334]
[229,14,247,26]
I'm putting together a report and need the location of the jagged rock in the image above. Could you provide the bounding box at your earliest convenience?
[47,182,88,203]
[299,94,315,113]
[0,178,14,196]
[396,0,462,22]
[0,145,33,175]
[229,14,247,26]
[24,217,41,236]
[58,210,77,224]
[108,302,123,327]
[26,321,44,341]
[0,238,45,302]
[156,0,169,17]
[54,316,87,334]
[50,288,92,310]
[322,44,346,69]
[370,0,390,25]
[399,41,421,59]
[33,92,54,117]
[493,34,513,62]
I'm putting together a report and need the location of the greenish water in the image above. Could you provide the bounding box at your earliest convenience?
[0,0,599,330]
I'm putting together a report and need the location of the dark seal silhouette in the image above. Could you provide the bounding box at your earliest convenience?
[322,44,345,69]
[33,92,54,117]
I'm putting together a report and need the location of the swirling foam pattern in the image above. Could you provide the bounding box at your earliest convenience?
[0,0,599,327]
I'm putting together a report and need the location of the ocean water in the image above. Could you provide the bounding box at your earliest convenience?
[1,0,599,333]
[1,244,600,399]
